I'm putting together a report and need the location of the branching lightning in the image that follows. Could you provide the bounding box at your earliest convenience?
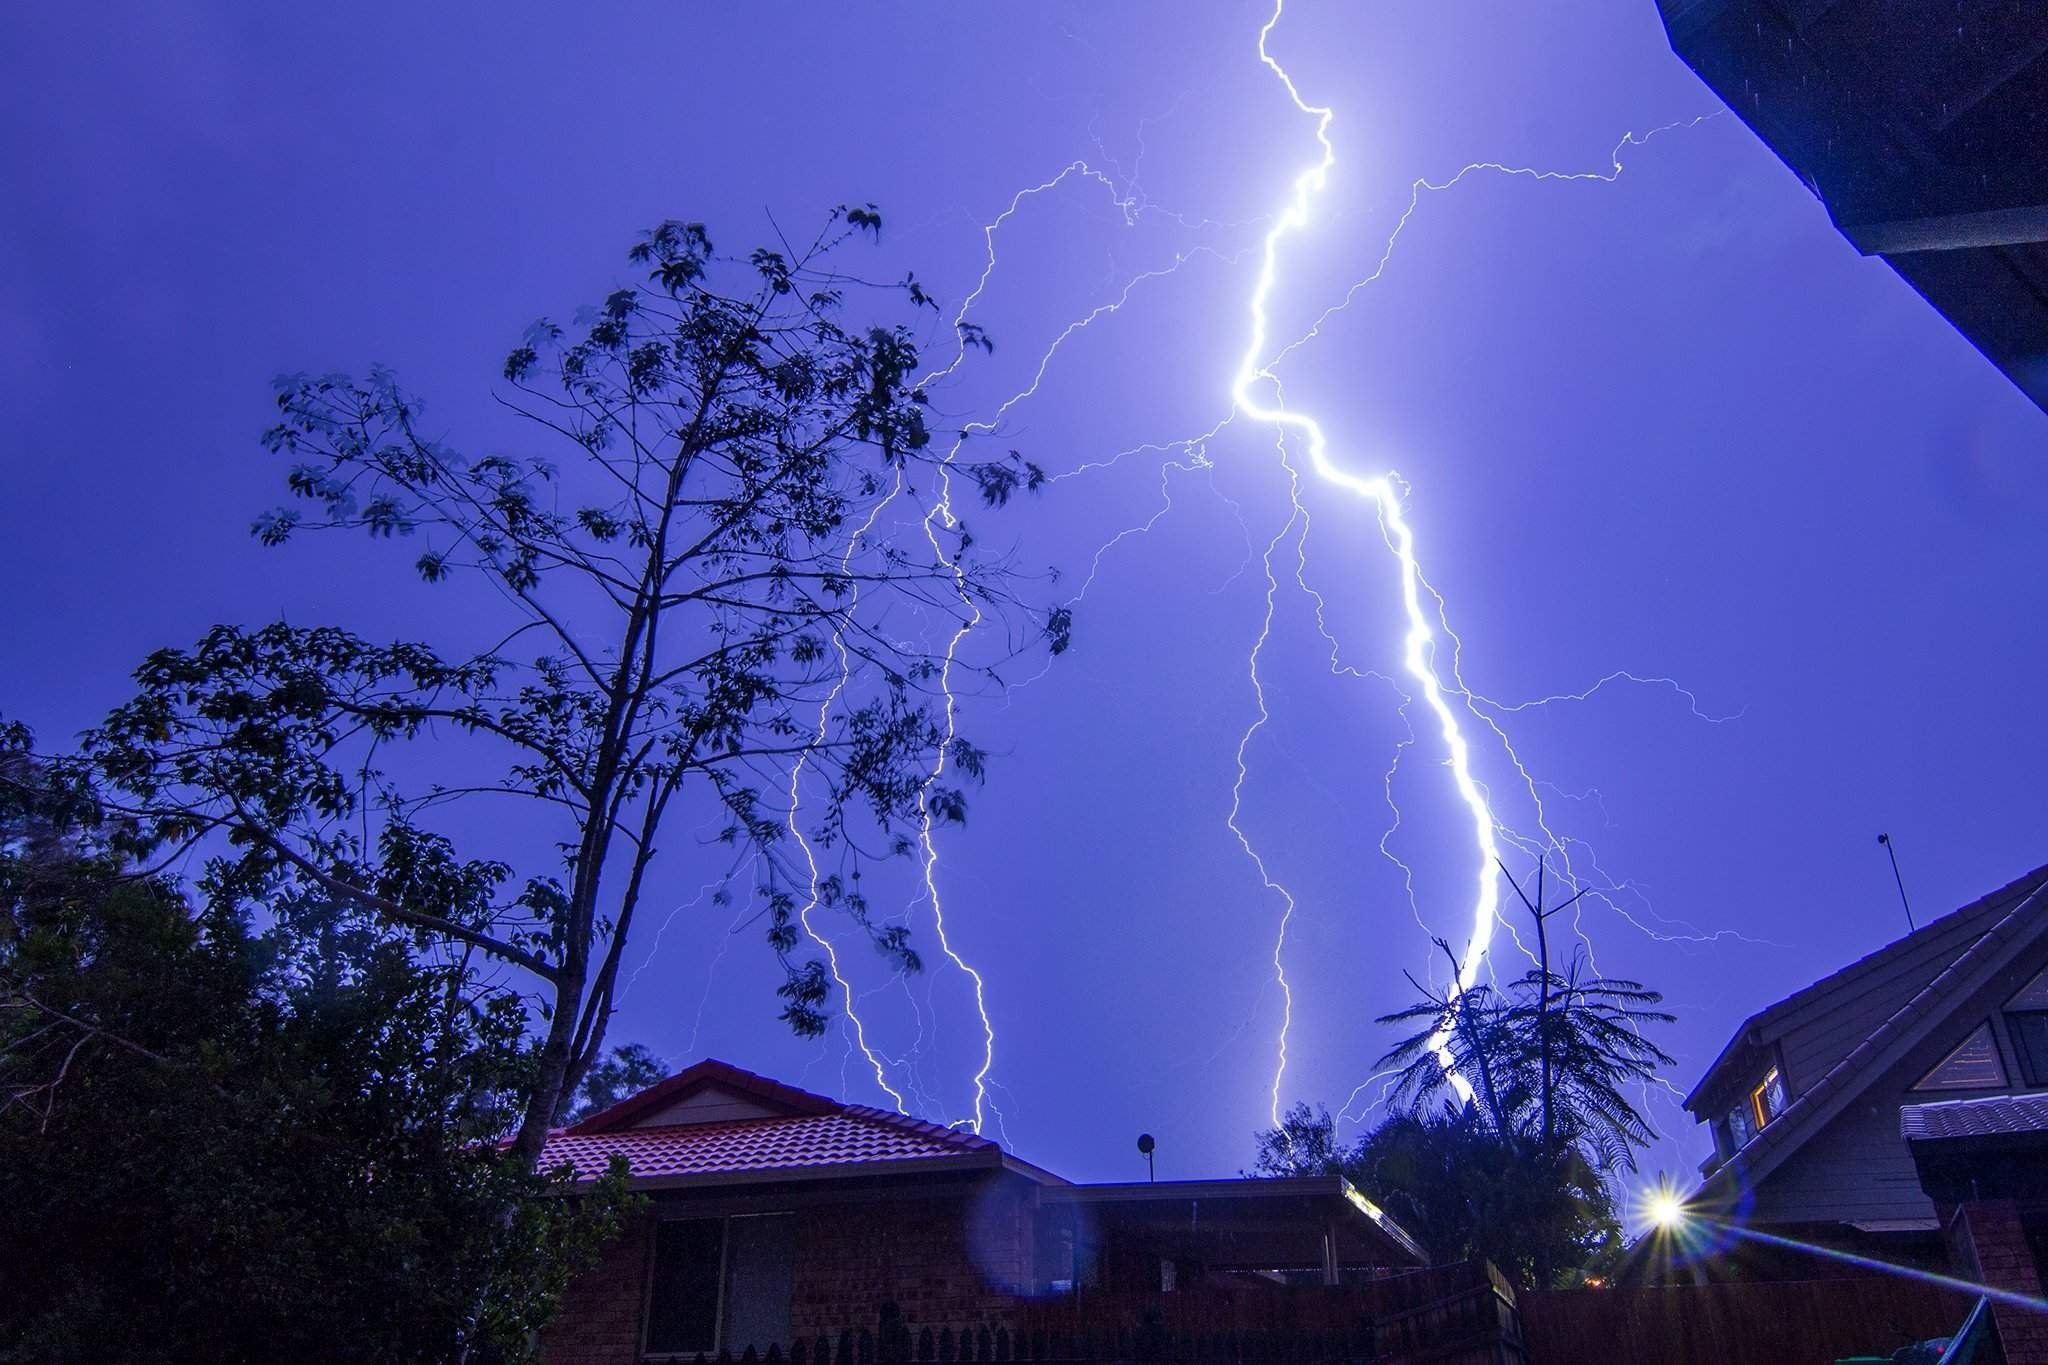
[1224,2,1734,1122]
[1230,0,1502,1110]
[781,156,1238,1131]
[762,2,1732,1146]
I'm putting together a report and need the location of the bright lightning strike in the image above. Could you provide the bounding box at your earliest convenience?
[1232,0,1496,1111]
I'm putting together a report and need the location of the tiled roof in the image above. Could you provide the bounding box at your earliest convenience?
[536,1055,1007,1187]
[1901,1093,2048,1144]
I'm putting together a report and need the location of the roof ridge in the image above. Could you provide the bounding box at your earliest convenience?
[1902,1092,2046,1112]
[840,1103,995,1150]
[1701,873,2048,1191]
[564,1057,844,1134]
[1684,862,2048,1110]
[1754,862,2048,1023]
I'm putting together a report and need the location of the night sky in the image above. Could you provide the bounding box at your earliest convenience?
[5,2,2046,1206]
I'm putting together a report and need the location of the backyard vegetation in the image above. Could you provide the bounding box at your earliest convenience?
[1253,863,1675,1290]
[2,212,1059,1361]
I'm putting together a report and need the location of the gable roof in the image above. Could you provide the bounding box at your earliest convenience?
[565,1058,840,1134]
[539,1058,1061,1190]
[1692,867,2048,1199]
[1685,863,2048,1113]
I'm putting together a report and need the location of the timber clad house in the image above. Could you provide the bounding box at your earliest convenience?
[1680,862,2048,1362]
[538,1061,1436,1365]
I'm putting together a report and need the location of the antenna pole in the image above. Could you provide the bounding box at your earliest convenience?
[1877,833,1915,932]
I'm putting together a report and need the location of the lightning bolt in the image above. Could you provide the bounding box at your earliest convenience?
[785,7,1725,1137]
[1229,0,1499,1110]
[781,156,1234,1130]
[786,469,917,1115]
[1226,431,1309,1124]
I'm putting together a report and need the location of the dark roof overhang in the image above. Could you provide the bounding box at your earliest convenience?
[1658,0,2048,415]
[1042,1177,1429,1268]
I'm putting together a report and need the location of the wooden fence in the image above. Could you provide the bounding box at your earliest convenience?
[1518,1277,1980,1365]
[664,1264,1526,1365]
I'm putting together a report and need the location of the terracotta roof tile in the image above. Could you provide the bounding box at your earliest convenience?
[538,1105,996,1185]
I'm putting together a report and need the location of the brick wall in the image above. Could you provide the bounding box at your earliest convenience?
[544,1212,654,1365]
[541,1176,1036,1365]
[1945,1198,2048,1365]
[789,1177,1033,1338]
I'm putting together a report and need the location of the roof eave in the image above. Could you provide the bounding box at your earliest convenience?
[1041,1176,1428,1266]
[1690,878,2048,1204]
[573,1148,1013,1193]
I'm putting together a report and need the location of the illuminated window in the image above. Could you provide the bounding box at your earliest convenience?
[1750,1067,1787,1130]
[1913,1022,2007,1091]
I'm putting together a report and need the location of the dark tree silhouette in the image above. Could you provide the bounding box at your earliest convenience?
[561,1040,668,1123]
[2,723,630,1360]
[69,208,1064,1169]
[1376,860,1675,1172]
[1254,860,1673,1288]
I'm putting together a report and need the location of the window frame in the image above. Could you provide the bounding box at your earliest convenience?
[641,1212,797,1363]
[1749,1066,1787,1131]
[641,1217,730,1362]
[2007,1010,2048,1087]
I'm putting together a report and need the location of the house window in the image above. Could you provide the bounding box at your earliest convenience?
[645,1214,796,1359]
[2009,1012,2048,1086]
[2005,967,2048,1087]
[1725,1101,1754,1151]
[1912,1022,2008,1091]
[1749,1068,1787,1130]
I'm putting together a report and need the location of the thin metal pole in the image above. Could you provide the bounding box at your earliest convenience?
[1878,833,1915,932]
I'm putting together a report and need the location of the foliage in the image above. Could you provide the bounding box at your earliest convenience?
[62,207,1062,1166]
[562,1040,669,1123]
[0,733,634,1363]
[1253,1103,1624,1290]
[1252,861,1669,1289]
[1375,861,1676,1175]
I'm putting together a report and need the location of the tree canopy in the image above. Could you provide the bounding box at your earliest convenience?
[1,727,632,1362]
[62,208,1063,1166]
[1253,860,1674,1289]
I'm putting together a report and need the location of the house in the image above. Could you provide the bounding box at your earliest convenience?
[1676,861,2048,1359]
[538,1059,1428,1365]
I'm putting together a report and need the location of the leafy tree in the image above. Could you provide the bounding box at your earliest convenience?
[1253,1104,1625,1291]
[1,729,633,1362]
[561,1039,668,1123]
[1376,860,1676,1174]
[67,208,1062,1168]
[1250,1099,1350,1179]
[1252,861,1668,1288]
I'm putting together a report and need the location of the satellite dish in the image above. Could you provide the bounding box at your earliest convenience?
[1137,1133,1155,1155]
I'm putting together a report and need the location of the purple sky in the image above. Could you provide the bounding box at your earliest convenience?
[5,2,2046,1205]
